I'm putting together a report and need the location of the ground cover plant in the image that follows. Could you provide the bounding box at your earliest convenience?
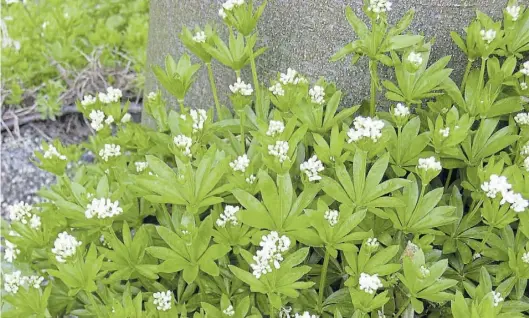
[2,0,529,317]
[1,0,149,118]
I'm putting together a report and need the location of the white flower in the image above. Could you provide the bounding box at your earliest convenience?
[473,253,482,260]
[266,120,285,137]
[135,161,149,172]
[250,231,291,278]
[3,271,23,294]
[99,144,121,161]
[359,272,383,294]
[501,190,529,212]
[246,174,256,184]
[521,142,529,156]
[104,115,114,125]
[268,141,289,163]
[324,210,339,227]
[4,240,20,263]
[153,290,172,311]
[24,275,44,289]
[522,252,529,264]
[309,85,325,104]
[367,0,392,14]
[515,112,529,125]
[269,83,285,96]
[98,87,122,104]
[229,77,253,96]
[420,265,431,278]
[81,94,96,107]
[404,241,420,257]
[85,198,123,219]
[173,135,193,157]
[407,52,423,66]
[524,157,529,172]
[121,113,131,123]
[393,103,410,117]
[492,291,504,307]
[521,82,528,90]
[216,205,240,227]
[377,310,386,318]
[147,92,157,101]
[219,8,227,19]
[280,68,306,85]
[89,110,105,131]
[190,109,207,132]
[43,144,67,160]
[230,154,250,172]
[29,214,41,229]
[366,237,380,249]
[52,232,82,263]
[8,202,33,223]
[439,127,450,137]
[347,116,385,143]
[481,174,512,199]
[521,61,529,76]
[300,155,324,181]
[294,312,319,318]
[506,5,521,21]
[192,31,206,43]
[418,157,442,171]
[480,29,497,43]
[223,305,235,316]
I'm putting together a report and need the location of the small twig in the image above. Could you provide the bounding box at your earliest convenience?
[29,123,52,141]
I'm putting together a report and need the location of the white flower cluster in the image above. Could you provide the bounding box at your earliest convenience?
[473,252,482,260]
[359,272,383,294]
[223,305,235,316]
[300,155,324,182]
[43,144,67,160]
[267,120,285,137]
[522,252,529,264]
[52,232,82,263]
[3,271,44,294]
[98,86,122,104]
[135,161,149,172]
[294,312,319,318]
[309,85,325,104]
[173,135,193,157]
[393,103,410,117]
[230,154,250,172]
[367,0,392,14]
[4,240,20,263]
[192,31,206,43]
[89,110,106,131]
[524,157,529,172]
[147,91,157,101]
[268,141,290,163]
[407,52,423,66]
[481,174,529,212]
[324,209,339,226]
[153,290,172,311]
[8,202,41,230]
[418,157,442,171]
[218,0,244,19]
[99,144,121,161]
[229,77,253,96]
[246,174,256,184]
[520,61,529,76]
[515,112,529,125]
[492,291,504,307]
[520,142,529,156]
[250,231,291,278]
[269,82,285,96]
[521,82,528,90]
[480,29,497,43]
[280,68,307,85]
[419,265,431,278]
[439,127,450,137]
[190,109,207,132]
[216,205,240,227]
[85,198,123,219]
[506,5,521,21]
[366,237,380,249]
[347,116,385,143]
[81,94,96,107]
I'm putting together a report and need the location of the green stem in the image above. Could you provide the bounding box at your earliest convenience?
[268,295,275,317]
[239,111,246,153]
[396,298,411,317]
[206,63,223,120]
[235,69,241,78]
[477,58,487,97]
[247,36,261,101]
[478,225,494,252]
[444,169,453,191]
[369,59,378,117]
[318,249,331,312]
[461,59,473,91]
[177,99,185,113]
[468,199,484,221]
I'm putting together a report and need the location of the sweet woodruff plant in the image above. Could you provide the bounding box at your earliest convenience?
[2,0,529,317]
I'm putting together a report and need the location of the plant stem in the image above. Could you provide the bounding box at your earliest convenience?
[476,58,487,96]
[247,36,261,102]
[461,59,473,91]
[369,59,378,117]
[468,199,484,221]
[478,225,494,252]
[444,169,453,191]
[177,99,185,113]
[268,295,275,318]
[206,63,223,120]
[396,298,411,317]
[318,249,331,312]
[239,111,246,153]
[235,69,241,78]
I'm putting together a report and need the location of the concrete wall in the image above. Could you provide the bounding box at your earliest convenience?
[144,0,505,117]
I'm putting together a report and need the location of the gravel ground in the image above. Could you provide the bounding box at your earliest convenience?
[1,115,91,214]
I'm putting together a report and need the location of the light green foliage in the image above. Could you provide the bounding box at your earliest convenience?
[1,0,149,117]
[2,1,529,317]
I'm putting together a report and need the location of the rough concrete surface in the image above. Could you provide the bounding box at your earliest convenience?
[144,0,505,117]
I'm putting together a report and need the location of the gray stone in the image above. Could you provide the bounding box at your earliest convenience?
[144,0,505,119]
